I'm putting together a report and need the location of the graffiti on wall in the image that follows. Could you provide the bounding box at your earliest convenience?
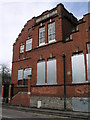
[75,86,90,95]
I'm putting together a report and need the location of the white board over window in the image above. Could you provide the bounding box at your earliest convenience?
[47,59,57,85]
[37,61,45,85]
[71,54,86,83]
[86,54,90,82]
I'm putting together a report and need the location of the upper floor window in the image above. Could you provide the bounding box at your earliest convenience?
[87,43,90,53]
[39,26,45,46]
[20,44,24,53]
[26,38,32,52]
[48,22,55,43]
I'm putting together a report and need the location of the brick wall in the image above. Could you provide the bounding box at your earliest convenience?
[31,84,89,97]
[11,92,30,107]
[11,3,90,100]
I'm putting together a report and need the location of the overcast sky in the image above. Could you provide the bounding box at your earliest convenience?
[0,0,89,69]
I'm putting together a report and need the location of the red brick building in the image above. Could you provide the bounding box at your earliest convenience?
[10,3,90,112]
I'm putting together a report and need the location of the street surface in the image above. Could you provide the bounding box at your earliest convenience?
[2,108,68,119]
[1,107,88,120]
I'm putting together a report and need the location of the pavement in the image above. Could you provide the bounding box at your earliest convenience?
[2,104,90,119]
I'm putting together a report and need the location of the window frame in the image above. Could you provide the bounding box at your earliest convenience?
[26,38,32,52]
[20,44,24,53]
[71,53,86,83]
[18,69,23,80]
[87,43,90,53]
[37,60,45,85]
[86,54,90,82]
[47,59,57,85]
[39,26,45,46]
[24,68,32,79]
[48,22,55,43]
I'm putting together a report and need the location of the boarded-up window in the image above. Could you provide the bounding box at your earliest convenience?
[47,59,57,84]
[37,61,45,85]
[18,69,23,80]
[71,54,86,83]
[86,54,90,82]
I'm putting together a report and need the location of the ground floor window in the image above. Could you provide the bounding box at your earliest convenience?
[47,59,57,85]
[24,68,32,79]
[23,68,32,85]
[18,68,32,85]
[86,54,90,82]
[37,61,45,85]
[71,53,86,83]
[18,69,23,85]
[37,59,57,85]
[18,69,23,80]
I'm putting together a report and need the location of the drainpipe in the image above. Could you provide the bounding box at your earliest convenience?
[62,54,66,110]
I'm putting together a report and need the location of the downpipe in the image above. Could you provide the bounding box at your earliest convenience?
[62,54,66,110]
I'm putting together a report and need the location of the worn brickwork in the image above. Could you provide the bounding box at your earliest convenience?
[31,84,89,97]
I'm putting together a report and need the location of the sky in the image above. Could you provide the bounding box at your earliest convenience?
[0,0,89,70]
